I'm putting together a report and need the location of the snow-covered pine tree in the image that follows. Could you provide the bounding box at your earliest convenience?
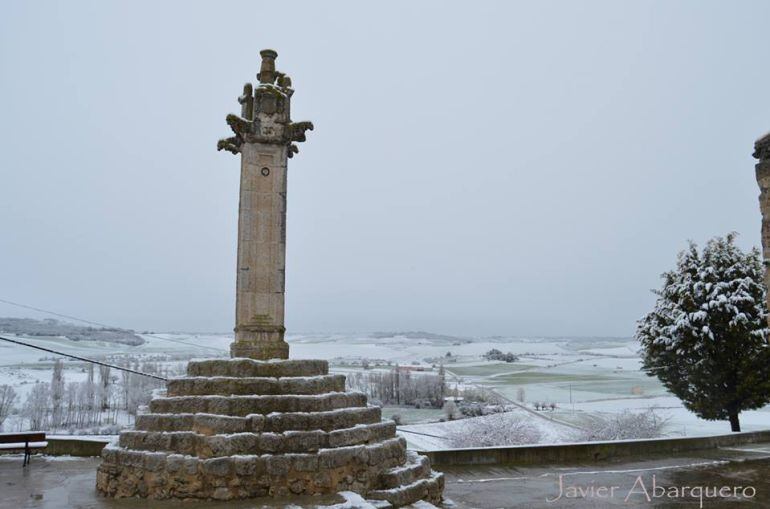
[637,233,770,432]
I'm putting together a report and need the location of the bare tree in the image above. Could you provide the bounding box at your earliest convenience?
[85,363,96,423]
[64,382,78,427]
[50,359,64,428]
[0,385,17,430]
[438,363,446,401]
[346,367,447,408]
[98,365,111,411]
[24,383,50,430]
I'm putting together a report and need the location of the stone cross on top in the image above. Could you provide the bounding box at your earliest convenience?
[218,49,313,360]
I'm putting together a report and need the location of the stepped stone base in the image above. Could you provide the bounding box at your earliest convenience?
[96,358,443,506]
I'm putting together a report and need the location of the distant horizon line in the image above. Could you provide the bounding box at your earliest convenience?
[0,315,635,342]
[141,329,635,341]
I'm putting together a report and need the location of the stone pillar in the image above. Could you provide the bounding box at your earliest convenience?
[218,50,313,360]
[754,132,770,323]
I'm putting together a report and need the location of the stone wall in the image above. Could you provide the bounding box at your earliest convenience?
[420,429,770,467]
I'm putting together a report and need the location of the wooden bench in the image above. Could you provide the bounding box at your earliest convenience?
[0,432,47,466]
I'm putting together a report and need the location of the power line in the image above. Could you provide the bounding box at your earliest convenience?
[0,297,226,353]
[0,297,114,329]
[0,335,167,381]
[396,428,447,439]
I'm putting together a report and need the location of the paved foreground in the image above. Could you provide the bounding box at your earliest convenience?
[3,443,770,508]
[443,442,770,508]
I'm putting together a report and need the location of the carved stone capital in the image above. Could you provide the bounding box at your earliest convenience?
[217,136,241,154]
[288,121,314,143]
[218,51,312,157]
[755,132,770,162]
[225,113,254,138]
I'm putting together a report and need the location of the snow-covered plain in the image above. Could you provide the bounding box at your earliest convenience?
[2,331,769,446]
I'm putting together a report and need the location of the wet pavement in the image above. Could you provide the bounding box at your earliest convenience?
[442,443,770,508]
[2,444,770,509]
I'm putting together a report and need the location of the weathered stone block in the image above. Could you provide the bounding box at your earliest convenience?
[318,444,368,469]
[281,430,324,452]
[203,457,232,477]
[212,487,232,500]
[164,454,185,473]
[265,454,291,476]
[226,433,259,455]
[120,449,145,467]
[233,455,266,476]
[143,452,167,472]
[200,434,230,458]
[135,413,195,432]
[166,374,346,396]
[263,406,380,432]
[195,413,252,434]
[149,392,367,416]
[187,359,328,378]
[286,453,318,472]
[100,444,119,464]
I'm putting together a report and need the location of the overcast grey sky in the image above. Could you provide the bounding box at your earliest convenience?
[1,1,769,337]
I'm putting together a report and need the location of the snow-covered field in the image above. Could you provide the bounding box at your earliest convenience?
[0,332,229,401]
[2,331,769,447]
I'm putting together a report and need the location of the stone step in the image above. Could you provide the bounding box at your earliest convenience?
[187,358,328,378]
[99,436,409,495]
[166,374,346,397]
[318,436,407,470]
[148,391,367,416]
[118,421,397,457]
[378,451,431,489]
[367,471,445,507]
[264,406,382,433]
[135,406,383,434]
[97,436,415,500]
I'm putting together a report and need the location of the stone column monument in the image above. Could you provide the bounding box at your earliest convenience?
[96,50,444,506]
[218,49,313,360]
[754,132,770,321]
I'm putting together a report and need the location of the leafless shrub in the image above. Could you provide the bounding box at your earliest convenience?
[447,413,541,448]
[577,409,669,441]
[443,399,460,420]
[460,385,502,404]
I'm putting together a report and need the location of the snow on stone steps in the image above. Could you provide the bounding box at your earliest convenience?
[135,406,384,434]
[378,451,431,489]
[166,374,347,396]
[367,471,444,507]
[148,391,368,415]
